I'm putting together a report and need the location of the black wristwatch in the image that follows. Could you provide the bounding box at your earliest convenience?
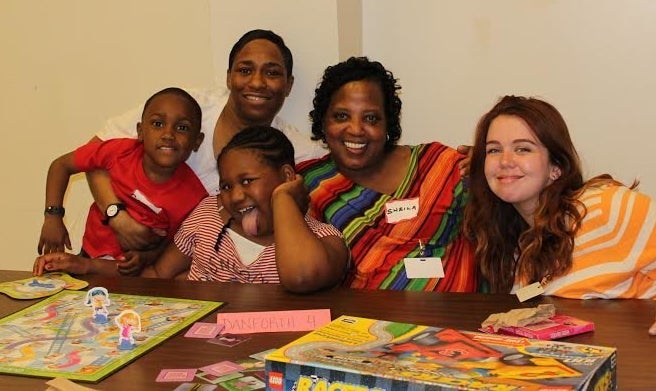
[102,203,126,225]
[44,206,65,216]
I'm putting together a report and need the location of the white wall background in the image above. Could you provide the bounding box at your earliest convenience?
[1,0,654,271]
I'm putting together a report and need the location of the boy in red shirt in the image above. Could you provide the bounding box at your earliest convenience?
[36,87,207,275]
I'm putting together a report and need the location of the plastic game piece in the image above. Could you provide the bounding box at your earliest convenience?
[85,287,110,324]
[115,309,142,350]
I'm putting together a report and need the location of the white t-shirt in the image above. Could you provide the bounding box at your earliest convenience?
[96,85,327,195]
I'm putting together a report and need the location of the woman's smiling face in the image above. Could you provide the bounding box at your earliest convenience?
[484,114,561,222]
[323,80,388,175]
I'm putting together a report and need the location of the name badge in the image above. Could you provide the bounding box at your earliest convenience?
[385,198,419,224]
[515,282,545,302]
[404,257,445,279]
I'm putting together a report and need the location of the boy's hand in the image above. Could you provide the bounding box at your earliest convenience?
[457,145,472,177]
[118,248,161,276]
[272,174,310,214]
[38,216,72,255]
[33,252,89,276]
[109,212,166,251]
[116,252,142,276]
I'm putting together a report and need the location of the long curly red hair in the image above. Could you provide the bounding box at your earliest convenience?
[463,96,623,292]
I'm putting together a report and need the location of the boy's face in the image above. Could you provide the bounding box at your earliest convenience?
[137,94,204,179]
[218,148,293,241]
[226,39,294,126]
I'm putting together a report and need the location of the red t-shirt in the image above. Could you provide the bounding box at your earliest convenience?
[74,138,207,258]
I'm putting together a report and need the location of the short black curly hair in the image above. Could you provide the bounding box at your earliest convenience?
[309,57,402,149]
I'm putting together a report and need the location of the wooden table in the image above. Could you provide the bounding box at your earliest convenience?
[0,270,654,389]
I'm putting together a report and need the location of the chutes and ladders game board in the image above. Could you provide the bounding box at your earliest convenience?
[0,289,222,382]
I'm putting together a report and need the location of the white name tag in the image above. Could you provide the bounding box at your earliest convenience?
[515,282,545,302]
[404,257,445,279]
[385,198,419,224]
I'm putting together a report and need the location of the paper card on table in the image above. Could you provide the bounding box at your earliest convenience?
[206,333,251,347]
[235,358,265,372]
[197,370,244,384]
[216,309,331,334]
[185,322,224,338]
[199,360,244,376]
[220,375,266,391]
[156,368,197,382]
[45,377,97,391]
[174,383,218,391]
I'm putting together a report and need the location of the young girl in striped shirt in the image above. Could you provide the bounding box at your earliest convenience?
[143,125,349,293]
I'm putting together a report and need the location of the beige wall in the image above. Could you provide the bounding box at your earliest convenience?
[363,0,656,196]
[0,0,340,271]
[2,0,654,271]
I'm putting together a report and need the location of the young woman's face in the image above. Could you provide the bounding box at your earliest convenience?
[323,80,388,175]
[218,148,286,239]
[138,93,203,180]
[484,115,561,222]
[226,39,293,126]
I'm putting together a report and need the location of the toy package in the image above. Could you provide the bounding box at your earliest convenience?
[480,314,595,340]
[265,315,616,390]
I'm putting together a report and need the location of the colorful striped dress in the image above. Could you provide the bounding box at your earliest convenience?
[514,185,656,299]
[298,142,477,292]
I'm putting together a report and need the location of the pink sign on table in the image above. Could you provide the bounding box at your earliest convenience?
[216,309,331,334]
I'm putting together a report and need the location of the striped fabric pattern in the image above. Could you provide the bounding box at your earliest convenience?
[298,143,477,292]
[176,196,343,283]
[522,185,656,299]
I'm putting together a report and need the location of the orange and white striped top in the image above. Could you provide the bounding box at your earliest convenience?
[514,185,656,299]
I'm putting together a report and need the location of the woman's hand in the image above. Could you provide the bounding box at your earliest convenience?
[457,144,472,177]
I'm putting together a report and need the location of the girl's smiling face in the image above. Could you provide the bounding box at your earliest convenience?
[218,148,287,241]
[484,114,561,223]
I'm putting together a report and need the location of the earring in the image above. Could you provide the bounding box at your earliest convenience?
[386,133,390,142]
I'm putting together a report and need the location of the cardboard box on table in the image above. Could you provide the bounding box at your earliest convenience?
[265,315,616,391]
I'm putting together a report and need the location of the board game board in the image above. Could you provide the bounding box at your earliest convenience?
[0,272,88,299]
[0,290,222,382]
[266,315,616,390]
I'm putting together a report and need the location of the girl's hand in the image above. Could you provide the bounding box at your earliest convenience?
[272,174,310,214]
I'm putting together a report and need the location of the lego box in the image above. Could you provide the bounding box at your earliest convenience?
[265,315,616,390]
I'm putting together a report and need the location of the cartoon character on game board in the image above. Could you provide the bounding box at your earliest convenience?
[115,309,141,350]
[85,287,110,324]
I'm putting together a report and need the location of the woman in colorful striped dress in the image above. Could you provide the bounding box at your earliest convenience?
[297,57,478,292]
[462,95,656,332]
